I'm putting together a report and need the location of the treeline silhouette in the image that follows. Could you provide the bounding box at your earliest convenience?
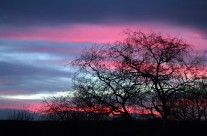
[1,120,207,136]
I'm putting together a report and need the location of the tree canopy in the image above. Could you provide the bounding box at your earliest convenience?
[42,31,207,124]
[71,31,207,121]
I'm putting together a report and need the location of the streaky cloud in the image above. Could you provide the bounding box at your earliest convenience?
[0,40,93,98]
[0,0,207,32]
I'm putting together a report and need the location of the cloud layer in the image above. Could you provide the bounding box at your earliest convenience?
[0,0,207,110]
[0,0,207,32]
[0,40,92,99]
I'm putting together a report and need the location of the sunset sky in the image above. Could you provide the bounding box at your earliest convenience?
[0,0,207,110]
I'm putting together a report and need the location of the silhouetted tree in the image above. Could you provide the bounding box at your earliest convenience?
[42,95,107,121]
[42,95,76,121]
[8,105,37,121]
[72,44,143,120]
[72,31,207,131]
[172,80,207,121]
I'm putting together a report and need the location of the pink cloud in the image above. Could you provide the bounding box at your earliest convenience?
[0,99,42,112]
[0,24,127,43]
[0,79,11,85]
[0,23,206,50]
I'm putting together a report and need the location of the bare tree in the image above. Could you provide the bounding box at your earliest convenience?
[72,43,143,120]
[172,80,207,121]
[198,80,207,121]
[41,95,76,121]
[41,94,107,121]
[109,31,207,130]
[71,31,207,129]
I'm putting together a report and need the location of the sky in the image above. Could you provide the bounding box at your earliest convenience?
[0,0,207,111]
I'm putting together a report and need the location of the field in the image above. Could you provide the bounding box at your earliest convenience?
[0,120,206,136]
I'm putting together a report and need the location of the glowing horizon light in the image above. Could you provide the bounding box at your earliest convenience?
[0,91,70,100]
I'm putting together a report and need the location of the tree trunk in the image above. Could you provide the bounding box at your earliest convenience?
[156,116,168,136]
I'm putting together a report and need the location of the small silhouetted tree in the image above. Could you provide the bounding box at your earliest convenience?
[42,95,77,121]
[172,80,207,121]
[41,94,107,121]
[198,81,207,121]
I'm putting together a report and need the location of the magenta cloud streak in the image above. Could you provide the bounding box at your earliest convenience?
[0,24,206,50]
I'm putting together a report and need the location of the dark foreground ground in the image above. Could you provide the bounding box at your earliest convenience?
[0,120,207,136]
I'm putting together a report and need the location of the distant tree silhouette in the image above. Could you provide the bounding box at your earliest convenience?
[71,31,207,131]
[42,95,107,121]
[42,95,76,121]
[172,80,207,121]
[8,105,37,121]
